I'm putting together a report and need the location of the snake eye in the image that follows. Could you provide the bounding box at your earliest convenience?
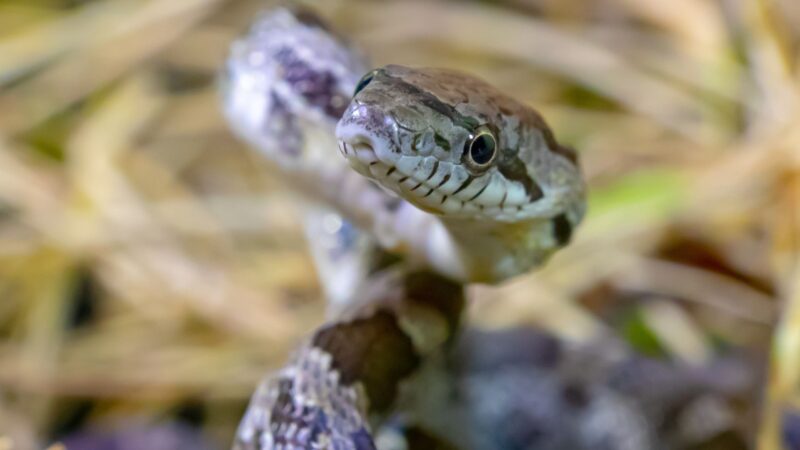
[465,129,497,169]
[354,70,377,96]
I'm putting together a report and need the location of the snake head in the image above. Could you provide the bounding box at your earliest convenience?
[336,65,585,231]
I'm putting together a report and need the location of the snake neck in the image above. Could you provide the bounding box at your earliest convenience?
[436,216,562,283]
[286,148,563,284]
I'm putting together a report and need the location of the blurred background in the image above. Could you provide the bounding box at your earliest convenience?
[0,0,798,449]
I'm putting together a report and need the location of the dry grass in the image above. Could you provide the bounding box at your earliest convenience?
[0,0,798,448]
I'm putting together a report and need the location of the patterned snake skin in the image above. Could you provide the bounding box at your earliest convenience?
[233,270,465,450]
[221,7,751,450]
[222,7,585,285]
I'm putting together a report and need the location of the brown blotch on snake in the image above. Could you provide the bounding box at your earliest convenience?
[552,213,573,245]
[310,271,464,412]
[312,309,421,412]
[402,270,464,335]
[496,149,544,202]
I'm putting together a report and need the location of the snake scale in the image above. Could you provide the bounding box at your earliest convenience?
[221,7,750,450]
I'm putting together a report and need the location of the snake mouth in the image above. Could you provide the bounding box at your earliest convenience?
[336,128,546,220]
[339,135,465,216]
[339,137,375,161]
[338,137,384,180]
[339,137,550,219]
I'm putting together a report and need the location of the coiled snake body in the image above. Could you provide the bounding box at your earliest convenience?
[220,7,744,450]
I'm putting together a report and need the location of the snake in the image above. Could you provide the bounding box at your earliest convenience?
[220,7,747,450]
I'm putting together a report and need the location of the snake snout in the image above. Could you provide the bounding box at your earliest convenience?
[337,101,399,159]
[336,118,382,178]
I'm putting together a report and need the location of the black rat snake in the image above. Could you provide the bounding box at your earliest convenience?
[220,7,748,450]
